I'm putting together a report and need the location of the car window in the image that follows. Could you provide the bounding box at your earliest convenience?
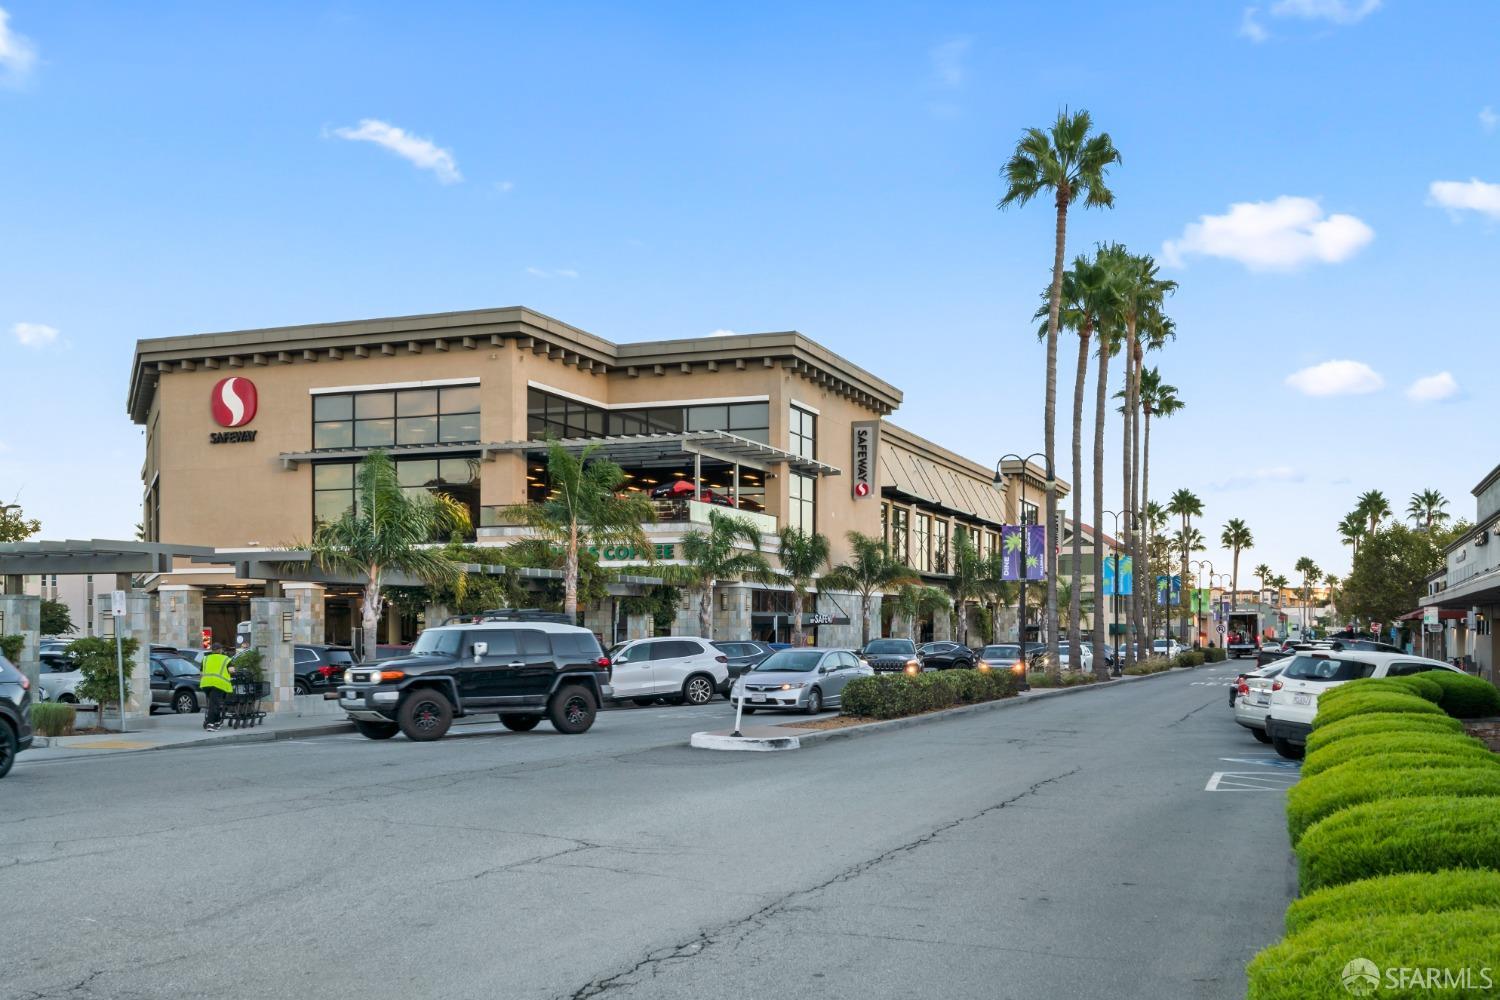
[864,639,916,655]
[1282,655,1376,682]
[664,640,702,659]
[325,650,356,666]
[550,632,603,660]
[1387,661,1441,677]
[841,652,861,669]
[517,630,550,657]
[754,650,823,672]
[412,628,464,656]
[295,649,317,665]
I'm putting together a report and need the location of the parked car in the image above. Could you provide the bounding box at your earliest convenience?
[39,638,74,656]
[859,638,922,674]
[977,644,1028,676]
[0,653,36,779]
[711,640,775,686]
[1256,639,1334,667]
[38,651,85,704]
[172,647,208,667]
[607,636,730,705]
[1264,650,1463,759]
[149,652,203,714]
[294,644,357,695]
[1030,642,1094,672]
[917,641,976,670]
[1151,639,1184,659]
[732,648,872,714]
[1231,662,1286,743]
[338,621,611,740]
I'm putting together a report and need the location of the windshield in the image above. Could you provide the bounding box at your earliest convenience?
[753,650,824,672]
[863,640,915,655]
[411,629,464,656]
[981,645,1019,659]
[1281,655,1375,682]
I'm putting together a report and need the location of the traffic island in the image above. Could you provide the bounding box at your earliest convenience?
[689,726,808,751]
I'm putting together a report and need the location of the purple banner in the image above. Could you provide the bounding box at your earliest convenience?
[1000,525,1047,581]
[1026,524,1046,580]
[1000,525,1023,581]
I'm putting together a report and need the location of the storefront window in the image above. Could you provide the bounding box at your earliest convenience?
[314,385,481,451]
[312,456,478,538]
[935,519,949,573]
[914,514,931,572]
[892,507,909,565]
[526,389,769,445]
[788,472,815,534]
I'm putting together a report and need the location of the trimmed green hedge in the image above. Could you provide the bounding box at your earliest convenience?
[1424,670,1500,719]
[1294,794,1500,891]
[1311,691,1446,729]
[1304,712,1467,755]
[840,669,1019,720]
[1024,670,1100,688]
[1318,676,1442,705]
[1302,731,1494,778]
[1284,869,1500,935]
[1248,907,1500,999]
[1174,650,1206,668]
[1122,656,1174,675]
[30,701,76,737]
[1204,647,1227,662]
[1286,761,1500,844]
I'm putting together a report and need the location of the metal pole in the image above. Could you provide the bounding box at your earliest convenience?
[114,616,127,735]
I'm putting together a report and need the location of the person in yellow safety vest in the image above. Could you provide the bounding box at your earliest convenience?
[200,644,234,731]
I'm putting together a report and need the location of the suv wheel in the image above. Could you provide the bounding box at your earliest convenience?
[1271,735,1304,760]
[500,714,541,732]
[548,684,597,735]
[1251,727,1272,744]
[354,720,398,740]
[0,722,15,779]
[173,690,198,714]
[398,689,454,742]
[682,674,715,706]
[294,679,311,696]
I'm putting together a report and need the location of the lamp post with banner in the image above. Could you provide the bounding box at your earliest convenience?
[993,452,1052,681]
[1102,508,1137,673]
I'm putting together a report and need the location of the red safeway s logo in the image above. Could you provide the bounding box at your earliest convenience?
[211,377,258,428]
[853,482,870,497]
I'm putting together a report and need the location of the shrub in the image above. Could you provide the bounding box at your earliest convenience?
[1294,794,1500,891]
[67,635,140,709]
[1423,670,1500,719]
[1388,674,1445,703]
[1025,670,1099,689]
[1311,692,1445,729]
[1204,647,1227,662]
[1284,869,1500,935]
[1286,761,1500,844]
[230,648,265,682]
[840,668,1016,719]
[1319,677,1440,705]
[1304,712,1466,755]
[30,701,76,737]
[1123,656,1174,676]
[0,634,23,664]
[1248,907,1500,999]
[1302,731,1494,778]
[1173,650,1206,668]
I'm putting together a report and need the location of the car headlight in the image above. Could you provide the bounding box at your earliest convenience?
[344,669,356,685]
[904,660,920,675]
[1011,662,1025,674]
[977,662,992,672]
[779,682,805,690]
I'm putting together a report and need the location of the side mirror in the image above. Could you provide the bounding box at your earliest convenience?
[472,641,488,662]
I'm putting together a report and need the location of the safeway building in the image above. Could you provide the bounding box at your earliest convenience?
[125,306,1056,649]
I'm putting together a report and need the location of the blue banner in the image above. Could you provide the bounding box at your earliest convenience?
[1103,555,1134,596]
[1155,574,1182,606]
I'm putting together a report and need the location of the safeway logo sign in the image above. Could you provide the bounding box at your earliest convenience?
[211,377,258,428]
[851,421,879,499]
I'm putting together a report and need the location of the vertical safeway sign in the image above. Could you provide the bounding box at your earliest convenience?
[851,421,879,498]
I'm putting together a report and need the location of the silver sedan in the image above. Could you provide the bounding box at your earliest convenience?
[732,648,872,715]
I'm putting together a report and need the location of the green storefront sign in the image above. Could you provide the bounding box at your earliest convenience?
[587,543,674,562]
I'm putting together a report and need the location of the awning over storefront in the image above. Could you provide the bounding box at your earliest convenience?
[1398,607,1470,621]
[0,540,217,578]
[879,444,1008,526]
[485,432,841,478]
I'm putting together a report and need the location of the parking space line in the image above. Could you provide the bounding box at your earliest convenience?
[1205,770,1299,791]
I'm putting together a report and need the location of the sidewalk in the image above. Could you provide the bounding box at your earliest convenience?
[25,705,356,762]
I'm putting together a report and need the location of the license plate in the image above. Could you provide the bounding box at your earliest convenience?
[1294,693,1312,705]
[752,695,768,703]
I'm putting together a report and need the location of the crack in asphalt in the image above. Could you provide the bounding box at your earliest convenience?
[558,766,1082,1000]
[1169,698,1219,726]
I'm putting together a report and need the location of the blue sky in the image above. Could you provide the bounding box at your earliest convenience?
[2,0,1497,585]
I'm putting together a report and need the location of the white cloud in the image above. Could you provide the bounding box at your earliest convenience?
[707,329,740,338]
[1285,359,1384,397]
[1162,196,1373,270]
[11,321,58,348]
[1481,107,1498,133]
[331,119,461,183]
[1239,7,1270,42]
[524,267,577,279]
[1208,465,1305,491]
[1269,0,1380,23]
[930,38,969,89]
[1428,178,1500,220]
[0,6,37,84]
[1406,372,1460,402]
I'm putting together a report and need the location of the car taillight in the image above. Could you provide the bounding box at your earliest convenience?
[715,655,728,663]
[18,674,29,691]
[596,656,612,676]
[318,666,335,678]
[1236,679,1250,696]
[1272,680,1283,692]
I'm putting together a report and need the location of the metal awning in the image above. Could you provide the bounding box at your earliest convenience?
[277,443,502,470]
[488,432,841,478]
[0,540,218,576]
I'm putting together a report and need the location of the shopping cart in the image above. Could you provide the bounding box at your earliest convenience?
[223,678,269,728]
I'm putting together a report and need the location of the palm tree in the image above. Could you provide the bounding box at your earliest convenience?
[1270,573,1290,609]
[1338,513,1366,561]
[1055,578,1096,635]
[1294,557,1321,636]
[1356,490,1392,534]
[1166,489,1203,643]
[676,511,775,639]
[1407,489,1450,530]
[891,584,952,643]
[1324,572,1340,608]
[501,441,656,618]
[1220,518,1254,612]
[824,532,920,646]
[1254,562,1272,604]
[308,450,472,658]
[1000,109,1121,677]
[777,526,831,648]
[1088,250,1127,673]
[1136,364,1181,645]
[947,526,990,649]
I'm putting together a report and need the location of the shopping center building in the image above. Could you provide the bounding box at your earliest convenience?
[126,306,1058,648]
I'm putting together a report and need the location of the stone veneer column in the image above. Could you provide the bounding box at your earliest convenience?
[95,590,153,724]
[625,613,652,640]
[0,593,42,691]
[157,585,205,651]
[284,583,327,644]
[250,597,296,715]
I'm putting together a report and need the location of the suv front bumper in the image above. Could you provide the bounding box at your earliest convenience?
[339,686,399,723]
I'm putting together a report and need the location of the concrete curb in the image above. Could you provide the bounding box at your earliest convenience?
[747,664,1211,749]
[689,732,801,752]
[29,721,356,758]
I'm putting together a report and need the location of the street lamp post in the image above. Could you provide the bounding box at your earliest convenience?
[1210,571,1232,649]
[993,452,1052,677]
[1190,558,1215,649]
[1103,508,1137,674]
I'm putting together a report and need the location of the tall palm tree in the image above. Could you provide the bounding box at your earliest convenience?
[1270,573,1289,610]
[777,526,831,648]
[1136,364,1182,643]
[1253,562,1272,604]
[1356,490,1392,535]
[676,511,775,639]
[1220,518,1254,612]
[947,526,990,649]
[824,532,920,646]
[1000,109,1121,677]
[1294,557,1321,636]
[308,450,472,657]
[1055,578,1096,636]
[1406,489,1450,530]
[1338,513,1366,561]
[501,440,656,618]
[1167,488,1203,643]
[1143,500,1169,637]
[1324,572,1340,609]
[891,584,952,643]
[1087,247,1127,672]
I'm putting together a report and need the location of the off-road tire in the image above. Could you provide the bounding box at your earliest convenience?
[548,684,597,735]
[354,720,399,740]
[500,714,542,732]
[397,689,454,742]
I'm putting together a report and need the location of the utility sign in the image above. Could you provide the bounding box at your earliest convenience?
[850,421,879,499]
[110,590,128,618]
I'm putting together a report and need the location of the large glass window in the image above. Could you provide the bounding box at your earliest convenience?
[934,519,949,574]
[892,507,909,565]
[526,389,769,444]
[789,405,816,460]
[788,473,816,534]
[1020,500,1040,526]
[914,514,932,572]
[312,456,479,538]
[313,385,481,451]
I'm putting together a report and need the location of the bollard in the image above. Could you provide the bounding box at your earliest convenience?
[731,681,744,738]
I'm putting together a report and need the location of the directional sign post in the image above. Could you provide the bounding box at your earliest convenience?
[110,590,128,734]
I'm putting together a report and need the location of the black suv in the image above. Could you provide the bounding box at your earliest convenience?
[1,654,36,779]
[293,644,357,695]
[338,621,610,741]
[859,638,922,674]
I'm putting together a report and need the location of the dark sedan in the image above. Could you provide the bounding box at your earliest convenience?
[917,641,976,670]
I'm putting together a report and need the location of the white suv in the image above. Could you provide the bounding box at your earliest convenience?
[1264,650,1462,759]
[606,637,730,706]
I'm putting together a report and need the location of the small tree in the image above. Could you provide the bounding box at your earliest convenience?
[68,635,140,718]
[890,584,951,642]
[0,634,23,663]
[40,599,75,637]
[823,532,919,646]
[777,527,831,648]
[0,501,40,543]
[946,527,989,649]
[674,511,774,639]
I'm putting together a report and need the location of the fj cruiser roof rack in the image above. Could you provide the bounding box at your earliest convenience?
[441,608,575,626]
